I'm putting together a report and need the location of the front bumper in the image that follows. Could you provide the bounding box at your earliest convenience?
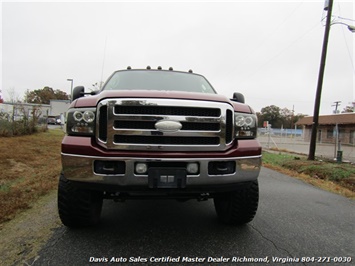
[62,137,261,191]
[61,153,261,187]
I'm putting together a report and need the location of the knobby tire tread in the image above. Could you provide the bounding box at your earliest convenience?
[214,180,259,225]
[58,173,103,227]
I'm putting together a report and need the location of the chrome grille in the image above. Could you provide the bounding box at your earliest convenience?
[96,98,234,151]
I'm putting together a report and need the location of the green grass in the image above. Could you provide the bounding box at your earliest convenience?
[262,151,355,197]
[263,152,355,181]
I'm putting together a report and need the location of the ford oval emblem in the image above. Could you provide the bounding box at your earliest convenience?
[155,120,182,132]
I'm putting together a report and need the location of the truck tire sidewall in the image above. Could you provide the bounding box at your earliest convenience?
[58,173,103,227]
[213,180,259,225]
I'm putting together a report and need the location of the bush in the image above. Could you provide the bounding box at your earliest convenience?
[0,110,47,137]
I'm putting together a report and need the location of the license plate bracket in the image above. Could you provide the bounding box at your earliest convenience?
[148,168,187,188]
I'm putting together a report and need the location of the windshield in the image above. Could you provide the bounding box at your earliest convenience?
[102,70,216,94]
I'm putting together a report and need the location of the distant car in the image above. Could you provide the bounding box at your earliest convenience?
[55,116,61,125]
[47,117,57,125]
[47,116,62,125]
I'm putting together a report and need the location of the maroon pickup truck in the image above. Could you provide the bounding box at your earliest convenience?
[58,67,262,227]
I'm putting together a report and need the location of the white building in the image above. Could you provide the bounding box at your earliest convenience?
[0,99,70,122]
[49,100,70,117]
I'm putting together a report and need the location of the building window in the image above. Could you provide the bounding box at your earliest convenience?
[327,129,333,139]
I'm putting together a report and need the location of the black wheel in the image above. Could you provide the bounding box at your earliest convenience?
[58,172,103,227]
[214,180,259,225]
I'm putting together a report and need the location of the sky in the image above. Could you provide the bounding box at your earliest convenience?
[1,0,354,115]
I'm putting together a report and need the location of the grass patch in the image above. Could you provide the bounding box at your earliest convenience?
[0,129,64,224]
[262,152,355,198]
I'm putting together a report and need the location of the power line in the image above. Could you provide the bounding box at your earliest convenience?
[334,16,355,22]
[234,2,304,76]
[337,3,355,76]
[238,21,320,86]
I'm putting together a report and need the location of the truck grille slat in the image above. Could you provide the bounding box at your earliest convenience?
[115,106,220,117]
[226,109,233,144]
[98,105,107,142]
[96,99,234,151]
[114,121,220,131]
[114,135,219,145]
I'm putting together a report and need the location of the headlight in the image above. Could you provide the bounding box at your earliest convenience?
[66,108,96,136]
[235,113,257,139]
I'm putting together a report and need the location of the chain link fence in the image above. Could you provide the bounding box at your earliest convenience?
[0,105,47,136]
[258,129,355,164]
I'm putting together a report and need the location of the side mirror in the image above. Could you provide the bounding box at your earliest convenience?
[72,86,85,101]
[89,90,99,95]
[232,92,245,104]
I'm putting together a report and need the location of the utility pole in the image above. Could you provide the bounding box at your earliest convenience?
[308,0,333,160]
[291,105,294,138]
[332,101,341,114]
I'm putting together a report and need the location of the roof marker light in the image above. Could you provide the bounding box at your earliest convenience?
[188,69,193,73]
[147,66,151,69]
[169,67,173,71]
[127,66,131,70]
[157,66,162,70]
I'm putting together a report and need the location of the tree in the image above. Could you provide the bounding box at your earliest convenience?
[342,103,354,113]
[91,81,104,91]
[7,87,22,103]
[25,87,69,104]
[280,107,293,128]
[258,105,306,128]
[259,105,282,128]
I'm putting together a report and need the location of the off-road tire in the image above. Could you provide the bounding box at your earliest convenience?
[214,180,259,225]
[58,173,103,227]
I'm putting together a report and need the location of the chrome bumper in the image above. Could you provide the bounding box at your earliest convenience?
[61,153,261,187]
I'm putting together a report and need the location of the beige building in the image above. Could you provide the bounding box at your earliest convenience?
[296,113,355,145]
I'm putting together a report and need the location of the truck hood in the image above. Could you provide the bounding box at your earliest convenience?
[72,90,252,113]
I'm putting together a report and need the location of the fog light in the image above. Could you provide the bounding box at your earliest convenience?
[208,161,235,175]
[187,162,199,174]
[135,163,148,174]
[94,161,125,175]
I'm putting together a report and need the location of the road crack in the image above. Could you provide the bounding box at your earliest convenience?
[249,224,307,266]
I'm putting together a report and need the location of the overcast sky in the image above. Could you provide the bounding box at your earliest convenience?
[1,0,354,115]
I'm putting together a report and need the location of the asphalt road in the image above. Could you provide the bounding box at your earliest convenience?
[27,168,354,266]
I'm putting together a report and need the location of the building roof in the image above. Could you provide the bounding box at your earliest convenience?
[296,113,355,126]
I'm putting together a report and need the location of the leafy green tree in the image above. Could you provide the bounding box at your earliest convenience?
[25,87,69,104]
[342,104,354,113]
[258,105,305,128]
[259,105,282,128]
